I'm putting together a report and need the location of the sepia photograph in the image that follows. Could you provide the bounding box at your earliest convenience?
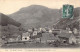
[0,0,80,52]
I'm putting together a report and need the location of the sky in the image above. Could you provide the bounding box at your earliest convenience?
[0,0,80,15]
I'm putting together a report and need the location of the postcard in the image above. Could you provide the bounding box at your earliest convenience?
[0,0,80,52]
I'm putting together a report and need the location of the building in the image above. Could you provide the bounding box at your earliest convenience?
[22,32,30,41]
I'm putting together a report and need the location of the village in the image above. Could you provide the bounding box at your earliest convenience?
[0,18,80,48]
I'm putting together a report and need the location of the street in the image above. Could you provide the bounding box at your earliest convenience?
[1,42,80,48]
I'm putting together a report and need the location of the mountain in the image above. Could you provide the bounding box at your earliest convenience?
[74,7,80,17]
[54,7,80,29]
[0,13,21,27]
[9,5,61,28]
[9,5,80,28]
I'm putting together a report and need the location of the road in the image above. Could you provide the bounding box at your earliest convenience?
[1,42,80,48]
